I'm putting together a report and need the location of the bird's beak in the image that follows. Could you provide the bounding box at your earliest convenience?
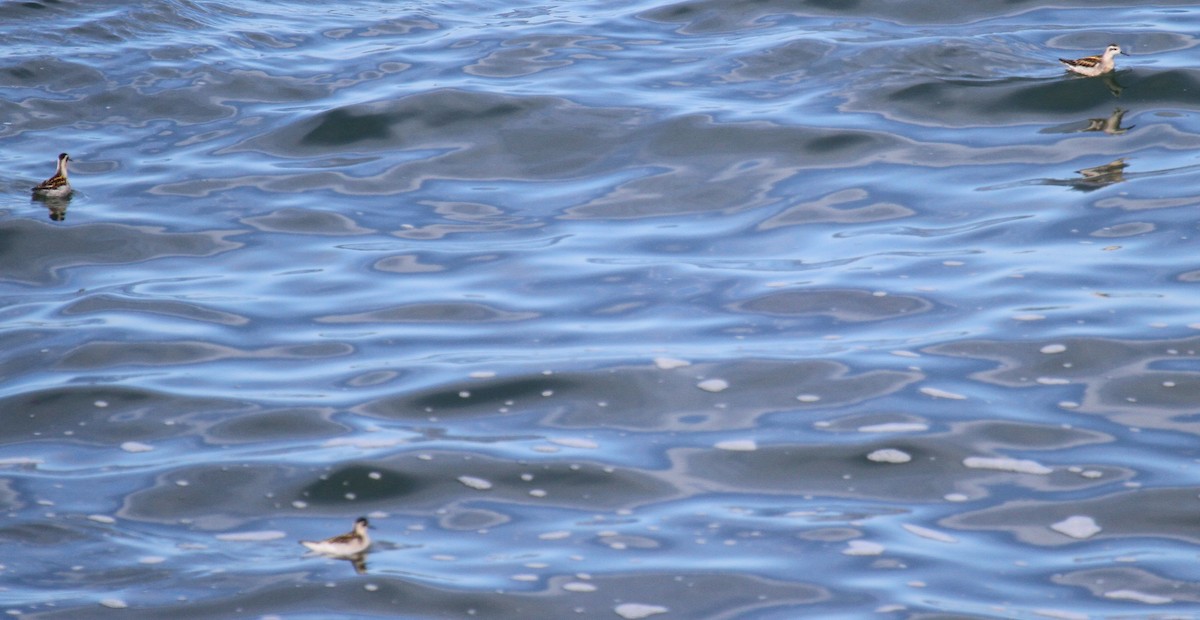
[1120,50,1129,56]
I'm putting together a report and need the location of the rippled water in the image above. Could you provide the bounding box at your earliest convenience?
[4,1,1200,618]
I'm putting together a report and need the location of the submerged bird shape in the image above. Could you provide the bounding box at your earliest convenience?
[1059,44,1127,77]
[300,517,371,556]
[32,152,72,197]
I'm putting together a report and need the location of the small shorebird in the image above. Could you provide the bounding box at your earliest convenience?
[32,152,72,197]
[1059,44,1127,77]
[300,517,371,556]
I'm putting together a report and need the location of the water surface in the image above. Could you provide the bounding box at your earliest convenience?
[3,1,1200,618]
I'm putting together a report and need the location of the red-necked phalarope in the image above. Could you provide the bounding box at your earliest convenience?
[32,152,72,198]
[300,517,371,556]
[1059,44,1127,77]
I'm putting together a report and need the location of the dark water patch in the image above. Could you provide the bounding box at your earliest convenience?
[734,288,933,322]
[58,340,243,369]
[61,293,251,326]
[640,0,1194,30]
[0,521,86,546]
[926,335,1200,433]
[0,385,239,446]
[123,452,673,523]
[21,570,829,620]
[121,464,294,524]
[207,407,348,444]
[1054,567,1200,606]
[242,207,373,235]
[157,89,643,197]
[945,487,1200,546]
[362,361,922,431]
[57,340,354,369]
[0,61,328,138]
[566,117,902,219]
[371,253,448,273]
[317,302,538,324]
[0,220,239,286]
[682,420,1111,501]
[395,374,575,417]
[0,58,105,93]
[237,89,634,162]
[299,463,425,505]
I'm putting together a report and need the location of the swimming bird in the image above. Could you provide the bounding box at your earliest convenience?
[1059,44,1127,77]
[32,152,72,197]
[300,517,371,556]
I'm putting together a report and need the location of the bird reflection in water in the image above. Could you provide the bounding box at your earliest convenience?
[1070,158,1129,191]
[978,158,1131,194]
[1040,108,1133,136]
[32,194,70,221]
[1101,72,1125,97]
[1083,108,1133,135]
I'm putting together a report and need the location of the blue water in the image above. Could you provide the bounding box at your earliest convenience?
[4,1,1200,618]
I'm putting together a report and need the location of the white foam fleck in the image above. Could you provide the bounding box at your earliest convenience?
[614,603,670,619]
[1036,377,1070,385]
[457,476,493,490]
[99,599,128,609]
[510,574,538,582]
[87,515,116,524]
[120,441,154,453]
[901,524,957,544]
[843,540,885,556]
[697,378,729,393]
[539,531,571,541]
[963,456,1052,475]
[216,530,286,542]
[563,581,597,593]
[867,449,911,464]
[549,437,599,449]
[1103,590,1171,604]
[920,387,967,400]
[469,370,497,379]
[1051,515,1101,539]
[653,357,691,370]
[138,556,166,564]
[858,422,928,433]
[1040,344,1068,354]
[714,439,757,452]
